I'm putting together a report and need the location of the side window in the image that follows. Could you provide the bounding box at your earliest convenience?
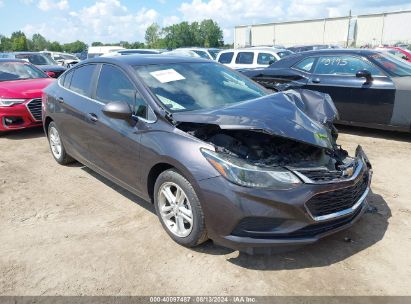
[69,65,96,97]
[257,53,276,65]
[294,57,316,72]
[96,64,147,118]
[314,56,383,76]
[218,52,234,64]
[62,70,74,88]
[235,52,254,64]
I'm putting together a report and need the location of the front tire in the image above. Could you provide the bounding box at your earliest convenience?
[154,169,208,247]
[47,122,74,165]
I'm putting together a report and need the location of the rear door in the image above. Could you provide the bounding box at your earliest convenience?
[305,55,396,125]
[256,52,277,68]
[233,51,255,69]
[54,64,99,162]
[217,52,234,67]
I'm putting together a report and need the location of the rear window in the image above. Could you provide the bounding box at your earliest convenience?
[294,57,316,72]
[235,52,254,64]
[218,52,234,64]
[257,53,276,65]
[69,65,96,97]
[277,50,293,58]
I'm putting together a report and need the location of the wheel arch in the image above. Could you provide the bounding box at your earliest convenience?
[44,116,53,136]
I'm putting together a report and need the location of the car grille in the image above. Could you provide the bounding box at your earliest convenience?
[297,169,344,182]
[306,173,369,218]
[26,98,42,121]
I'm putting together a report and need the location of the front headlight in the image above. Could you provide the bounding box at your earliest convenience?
[0,98,26,107]
[201,148,301,189]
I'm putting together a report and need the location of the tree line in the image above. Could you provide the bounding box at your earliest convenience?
[0,31,88,53]
[0,19,229,54]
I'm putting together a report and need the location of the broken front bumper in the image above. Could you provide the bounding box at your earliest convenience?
[198,146,372,252]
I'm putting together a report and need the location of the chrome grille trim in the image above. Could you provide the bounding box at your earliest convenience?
[291,160,363,184]
[26,98,42,121]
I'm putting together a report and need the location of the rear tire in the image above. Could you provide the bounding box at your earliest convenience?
[47,121,74,165]
[154,169,208,247]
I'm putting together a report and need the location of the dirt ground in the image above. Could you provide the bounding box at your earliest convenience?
[0,126,410,296]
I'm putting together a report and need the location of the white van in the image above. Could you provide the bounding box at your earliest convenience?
[87,46,126,59]
[216,47,293,69]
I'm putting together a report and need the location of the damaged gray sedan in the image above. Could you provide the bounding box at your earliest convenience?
[43,56,372,253]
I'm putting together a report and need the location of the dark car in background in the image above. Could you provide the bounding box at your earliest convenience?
[0,52,66,78]
[241,49,411,132]
[42,55,372,253]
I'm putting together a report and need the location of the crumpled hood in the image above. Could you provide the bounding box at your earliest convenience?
[173,91,337,149]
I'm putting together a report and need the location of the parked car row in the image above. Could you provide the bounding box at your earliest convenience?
[0,52,66,77]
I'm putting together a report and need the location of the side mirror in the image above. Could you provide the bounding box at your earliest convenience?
[46,71,56,78]
[102,101,132,120]
[356,69,373,83]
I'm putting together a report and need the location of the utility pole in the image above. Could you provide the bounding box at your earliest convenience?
[346,9,352,47]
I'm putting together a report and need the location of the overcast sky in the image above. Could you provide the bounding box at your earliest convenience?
[1,0,411,44]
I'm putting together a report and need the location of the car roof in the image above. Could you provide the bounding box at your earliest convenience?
[269,48,384,68]
[0,58,31,63]
[218,48,287,53]
[83,54,210,66]
[4,51,45,55]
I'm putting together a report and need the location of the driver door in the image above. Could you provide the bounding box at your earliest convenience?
[305,55,396,125]
[85,64,149,193]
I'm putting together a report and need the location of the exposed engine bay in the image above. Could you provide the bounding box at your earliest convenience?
[174,89,356,173]
[178,122,351,171]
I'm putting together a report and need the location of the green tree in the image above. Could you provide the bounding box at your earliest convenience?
[48,41,62,52]
[162,22,196,48]
[10,31,28,51]
[0,35,12,52]
[32,33,48,51]
[199,19,223,47]
[62,40,87,53]
[91,41,103,46]
[145,23,161,48]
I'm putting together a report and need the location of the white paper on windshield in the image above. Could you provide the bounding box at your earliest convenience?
[150,69,185,83]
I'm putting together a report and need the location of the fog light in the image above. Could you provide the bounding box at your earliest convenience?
[3,116,24,126]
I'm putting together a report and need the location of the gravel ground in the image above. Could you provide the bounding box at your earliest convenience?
[0,126,410,296]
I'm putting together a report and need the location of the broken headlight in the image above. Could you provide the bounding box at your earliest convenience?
[201,148,301,189]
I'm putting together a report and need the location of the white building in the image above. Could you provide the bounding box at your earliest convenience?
[234,10,411,48]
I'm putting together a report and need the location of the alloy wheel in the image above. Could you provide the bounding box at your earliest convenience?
[49,126,62,159]
[158,182,193,237]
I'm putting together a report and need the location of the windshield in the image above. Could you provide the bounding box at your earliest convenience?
[15,53,57,65]
[0,62,47,81]
[208,49,220,59]
[277,50,293,58]
[192,50,211,59]
[134,62,267,112]
[370,52,411,76]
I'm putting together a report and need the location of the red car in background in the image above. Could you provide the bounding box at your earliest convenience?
[0,59,54,133]
[377,46,411,63]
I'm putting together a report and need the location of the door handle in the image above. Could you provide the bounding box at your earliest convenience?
[57,97,64,103]
[311,78,321,84]
[87,113,98,122]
